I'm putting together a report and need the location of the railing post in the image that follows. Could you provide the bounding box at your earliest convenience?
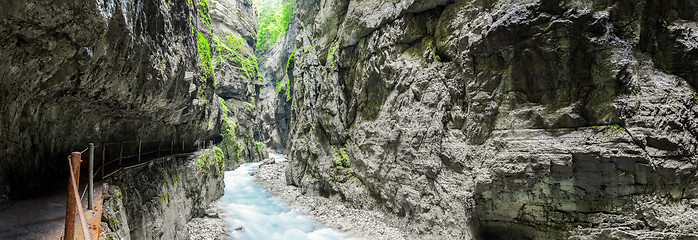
[182,140,185,152]
[101,143,106,179]
[138,140,142,163]
[64,152,81,240]
[88,143,94,210]
[119,141,123,167]
[170,141,174,155]
[158,140,161,157]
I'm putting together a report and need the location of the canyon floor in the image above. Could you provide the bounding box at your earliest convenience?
[251,159,409,240]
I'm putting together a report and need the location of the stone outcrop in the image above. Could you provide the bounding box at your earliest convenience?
[281,0,698,239]
[0,0,263,204]
[208,0,268,168]
[101,150,224,239]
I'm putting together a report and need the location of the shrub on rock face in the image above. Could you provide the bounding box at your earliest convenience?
[197,32,214,80]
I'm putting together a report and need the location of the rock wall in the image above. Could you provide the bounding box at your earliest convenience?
[0,0,262,203]
[258,19,298,152]
[209,0,269,167]
[282,0,698,239]
[101,150,224,239]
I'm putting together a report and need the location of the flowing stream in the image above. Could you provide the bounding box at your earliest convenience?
[220,153,346,240]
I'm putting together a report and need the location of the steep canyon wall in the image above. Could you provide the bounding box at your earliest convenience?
[0,0,263,206]
[281,0,698,238]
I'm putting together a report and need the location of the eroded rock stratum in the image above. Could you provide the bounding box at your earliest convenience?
[0,0,264,204]
[281,0,698,238]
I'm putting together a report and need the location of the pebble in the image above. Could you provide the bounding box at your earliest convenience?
[253,161,409,240]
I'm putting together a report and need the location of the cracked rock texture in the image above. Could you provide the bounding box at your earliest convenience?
[0,0,262,204]
[208,0,269,169]
[281,0,698,239]
[101,150,224,239]
[258,19,297,152]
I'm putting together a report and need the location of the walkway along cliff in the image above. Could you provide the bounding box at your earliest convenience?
[2,0,698,239]
[0,0,266,238]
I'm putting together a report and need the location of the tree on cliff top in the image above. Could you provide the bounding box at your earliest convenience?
[252,0,295,55]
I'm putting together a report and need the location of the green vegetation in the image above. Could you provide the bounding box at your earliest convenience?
[196,151,209,170]
[332,145,353,174]
[213,33,262,81]
[275,79,291,101]
[196,31,214,100]
[608,124,625,134]
[219,97,242,163]
[589,124,626,136]
[197,0,211,28]
[254,141,266,154]
[212,145,224,170]
[273,44,296,102]
[196,32,214,79]
[426,39,442,62]
[327,41,339,70]
[253,0,296,55]
[286,44,297,72]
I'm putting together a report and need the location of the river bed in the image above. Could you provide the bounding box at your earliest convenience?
[220,155,346,240]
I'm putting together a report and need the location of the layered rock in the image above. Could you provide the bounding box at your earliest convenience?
[0,0,215,203]
[208,0,268,168]
[283,0,698,238]
[257,19,297,151]
[0,0,264,203]
[101,150,224,239]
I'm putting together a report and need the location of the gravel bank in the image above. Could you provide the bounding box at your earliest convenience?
[253,160,409,240]
[187,202,231,240]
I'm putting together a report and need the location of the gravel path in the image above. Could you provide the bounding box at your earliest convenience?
[253,160,409,240]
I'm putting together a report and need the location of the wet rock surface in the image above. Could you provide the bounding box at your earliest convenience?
[279,0,698,238]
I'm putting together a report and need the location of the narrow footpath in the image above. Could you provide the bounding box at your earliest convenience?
[0,182,103,240]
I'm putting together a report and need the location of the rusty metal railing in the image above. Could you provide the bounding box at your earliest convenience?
[63,139,213,239]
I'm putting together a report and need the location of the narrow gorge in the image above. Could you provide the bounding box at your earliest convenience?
[1,0,698,239]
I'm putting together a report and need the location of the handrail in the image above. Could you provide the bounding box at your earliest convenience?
[67,153,91,240]
[63,138,214,239]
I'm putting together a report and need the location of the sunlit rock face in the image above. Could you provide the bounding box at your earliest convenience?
[283,0,698,238]
[0,0,263,204]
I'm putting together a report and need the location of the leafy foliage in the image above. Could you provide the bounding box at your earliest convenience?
[332,146,353,173]
[197,0,211,28]
[212,145,224,169]
[213,33,261,81]
[286,44,297,72]
[273,44,296,102]
[196,32,214,79]
[253,0,296,55]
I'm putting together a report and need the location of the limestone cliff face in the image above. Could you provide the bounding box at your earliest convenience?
[258,19,297,152]
[101,150,224,239]
[282,0,698,238]
[208,0,268,169]
[0,0,262,204]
